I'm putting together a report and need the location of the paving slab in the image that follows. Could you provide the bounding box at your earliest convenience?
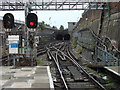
[11,82,31,88]
[0,80,8,86]
[0,66,54,89]
[21,67,34,71]
[33,78,49,83]
[14,71,34,78]
[34,76,49,80]
[31,83,50,88]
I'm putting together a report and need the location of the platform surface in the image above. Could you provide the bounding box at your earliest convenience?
[0,66,54,90]
[104,66,120,76]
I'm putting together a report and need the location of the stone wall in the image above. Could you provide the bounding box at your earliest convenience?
[73,2,120,61]
[74,2,120,47]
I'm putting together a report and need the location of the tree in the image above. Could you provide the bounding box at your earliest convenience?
[46,24,50,27]
[39,21,45,31]
[59,25,64,30]
[52,26,57,29]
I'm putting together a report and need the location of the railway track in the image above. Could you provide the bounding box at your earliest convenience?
[46,47,68,90]
[46,42,106,90]
[0,55,9,66]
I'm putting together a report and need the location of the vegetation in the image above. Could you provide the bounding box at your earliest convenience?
[38,21,45,31]
[52,26,57,29]
[87,68,119,88]
[38,21,51,31]
[71,37,77,48]
[37,59,45,66]
[87,40,95,49]
[76,43,83,55]
[59,25,64,30]
[104,82,117,87]
[2,51,8,56]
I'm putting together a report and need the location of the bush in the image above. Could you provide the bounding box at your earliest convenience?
[71,37,77,48]
[37,59,45,66]
[76,44,83,55]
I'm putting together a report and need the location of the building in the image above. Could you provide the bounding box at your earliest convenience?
[68,22,76,32]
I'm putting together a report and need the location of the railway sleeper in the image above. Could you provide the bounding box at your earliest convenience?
[68,82,96,89]
[67,66,85,81]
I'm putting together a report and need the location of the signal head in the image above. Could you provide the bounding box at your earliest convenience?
[26,13,38,28]
[3,13,14,29]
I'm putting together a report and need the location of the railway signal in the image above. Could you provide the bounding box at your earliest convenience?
[26,13,38,28]
[3,13,14,29]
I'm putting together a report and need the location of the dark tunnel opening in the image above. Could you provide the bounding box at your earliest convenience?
[56,34,63,40]
[63,34,70,40]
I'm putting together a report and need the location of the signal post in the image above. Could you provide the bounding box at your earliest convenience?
[3,5,38,66]
[26,12,38,66]
[3,13,17,67]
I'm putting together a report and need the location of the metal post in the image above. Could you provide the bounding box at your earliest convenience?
[25,3,35,66]
[8,55,10,66]
[25,2,31,57]
[25,3,28,56]
[13,55,16,68]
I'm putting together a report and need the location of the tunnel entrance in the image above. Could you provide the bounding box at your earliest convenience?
[55,33,70,41]
[64,34,70,40]
[56,34,63,40]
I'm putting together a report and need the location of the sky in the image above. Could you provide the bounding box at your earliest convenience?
[0,10,84,29]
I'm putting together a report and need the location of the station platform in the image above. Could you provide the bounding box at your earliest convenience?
[104,66,120,76]
[0,66,54,90]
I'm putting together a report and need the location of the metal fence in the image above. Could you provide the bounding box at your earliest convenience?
[95,46,120,66]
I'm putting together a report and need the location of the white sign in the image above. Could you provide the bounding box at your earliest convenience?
[34,36,39,44]
[8,35,19,54]
[8,35,19,41]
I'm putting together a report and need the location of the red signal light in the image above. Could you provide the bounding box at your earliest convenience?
[26,13,38,28]
[29,22,35,26]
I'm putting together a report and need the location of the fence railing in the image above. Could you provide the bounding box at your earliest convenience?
[95,46,120,66]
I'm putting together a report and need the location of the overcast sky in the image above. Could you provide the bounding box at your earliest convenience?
[0,10,84,29]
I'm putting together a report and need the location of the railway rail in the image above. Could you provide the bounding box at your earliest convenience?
[1,41,119,89]
[0,55,9,65]
[46,42,106,90]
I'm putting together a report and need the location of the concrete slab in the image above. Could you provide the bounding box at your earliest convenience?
[34,73,48,76]
[1,66,54,89]
[21,67,34,71]
[27,79,34,84]
[12,78,30,82]
[2,74,13,80]
[0,80,8,86]
[2,80,14,88]
[14,71,34,78]
[35,69,48,74]
[11,82,31,88]
[33,79,49,83]
[34,76,49,80]
[31,83,50,88]
[104,66,120,76]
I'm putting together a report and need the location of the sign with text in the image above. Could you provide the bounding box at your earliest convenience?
[8,35,19,54]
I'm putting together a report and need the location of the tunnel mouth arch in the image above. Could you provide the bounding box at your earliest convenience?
[56,34,63,40]
[63,34,70,40]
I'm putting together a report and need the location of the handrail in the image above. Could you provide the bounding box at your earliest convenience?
[78,27,120,59]
[89,28,107,50]
[95,46,120,66]
[103,36,120,53]
[89,28,120,55]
